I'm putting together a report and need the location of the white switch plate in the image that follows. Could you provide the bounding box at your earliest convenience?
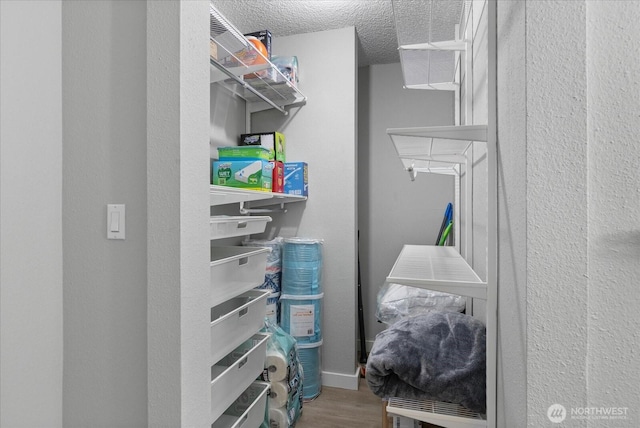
[107,204,125,240]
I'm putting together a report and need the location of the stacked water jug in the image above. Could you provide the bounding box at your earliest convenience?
[279,237,324,400]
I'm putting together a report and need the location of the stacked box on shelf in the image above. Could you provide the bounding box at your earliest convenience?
[212,159,274,191]
[283,162,308,197]
[240,131,286,162]
[213,134,286,193]
[279,237,324,401]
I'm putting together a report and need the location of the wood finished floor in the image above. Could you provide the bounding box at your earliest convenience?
[296,378,384,428]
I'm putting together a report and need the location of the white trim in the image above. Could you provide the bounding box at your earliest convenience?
[321,367,361,391]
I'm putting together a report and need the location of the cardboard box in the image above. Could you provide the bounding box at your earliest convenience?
[240,132,286,162]
[271,161,284,193]
[244,30,271,60]
[283,162,308,197]
[243,30,272,80]
[218,145,273,161]
[212,160,273,191]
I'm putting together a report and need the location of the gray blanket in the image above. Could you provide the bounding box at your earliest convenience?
[366,311,486,414]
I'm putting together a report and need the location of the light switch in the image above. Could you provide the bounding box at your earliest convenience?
[107,204,125,240]
[110,212,120,232]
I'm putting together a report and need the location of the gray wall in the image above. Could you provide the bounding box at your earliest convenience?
[251,27,359,386]
[62,1,148,426]
[0,1,63,426]
[357,63,454,344]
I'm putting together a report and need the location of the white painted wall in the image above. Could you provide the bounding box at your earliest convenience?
[585,1,640,424]
[147,1,211,426]
[61,1,148,426]
[0,1,63,426]
[498,1,640,427]
[357,63,454,343]
[251,27,359,386]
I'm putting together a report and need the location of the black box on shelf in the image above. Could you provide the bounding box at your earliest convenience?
[244,30,272,60]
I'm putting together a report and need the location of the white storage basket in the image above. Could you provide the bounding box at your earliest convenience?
[211,333,269,423]
[210,289,270,365]
[210,215,272,240]
[210,246,270,307]
[212,381,270,428]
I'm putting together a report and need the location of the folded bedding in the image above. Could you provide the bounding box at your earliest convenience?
[365,311,486,413]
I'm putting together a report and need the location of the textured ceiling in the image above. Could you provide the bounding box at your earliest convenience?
[213,0,399,67]
[213,1,466,68]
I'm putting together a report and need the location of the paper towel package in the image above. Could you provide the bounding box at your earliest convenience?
[260,319,304,427]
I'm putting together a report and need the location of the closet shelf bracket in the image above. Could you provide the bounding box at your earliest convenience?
[407,165,418,182]
[239,201,287,215]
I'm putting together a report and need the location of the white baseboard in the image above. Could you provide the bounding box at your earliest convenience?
[321,366,360,390]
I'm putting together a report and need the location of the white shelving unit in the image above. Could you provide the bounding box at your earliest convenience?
[209,4,306,114]
[208,5,311,427]
[384,0,496,426]
[391,0,472,90]
[384,125,493,428]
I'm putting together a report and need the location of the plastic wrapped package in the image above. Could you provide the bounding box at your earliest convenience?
[376,283,466,326]
[259,319,304,428]
[244,237,283,268]
[244,237,284,294]
[271,55,299,86]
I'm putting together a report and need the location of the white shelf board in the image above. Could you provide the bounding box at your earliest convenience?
[210,185,306,207]
[386,245,486,300]
[392,0,471,89]
[387,397,486,428]
[388,125,487,171]
[387,124,487,142]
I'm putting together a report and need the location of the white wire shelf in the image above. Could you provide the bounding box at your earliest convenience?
[392,0,471,90]
[210,185,306,207]
[387,125,487,177]
[209,4,306,114]
[386,245,486,300]
[387,397,486,428]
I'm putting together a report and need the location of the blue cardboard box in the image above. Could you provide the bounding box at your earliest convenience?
[283,162,308,197]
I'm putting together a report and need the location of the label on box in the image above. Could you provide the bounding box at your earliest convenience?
[289,304,315,337]
[283,162,308,196]
[240,132,285,162]
[212,160,272,191]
